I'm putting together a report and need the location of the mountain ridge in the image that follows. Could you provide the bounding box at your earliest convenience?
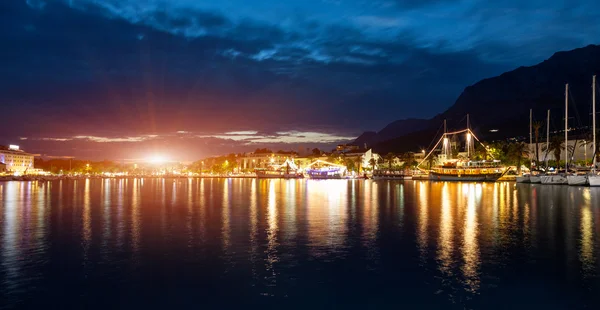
[355,44,600,153]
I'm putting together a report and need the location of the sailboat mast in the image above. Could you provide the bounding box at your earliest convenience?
[529,109,533,167]
[443,119,447,159]
[565,84,569,172]
[467,114,470,158]
[593,75,597,172]
[546,109,550,168]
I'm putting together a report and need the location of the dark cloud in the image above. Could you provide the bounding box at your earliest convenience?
[1,0,599,159]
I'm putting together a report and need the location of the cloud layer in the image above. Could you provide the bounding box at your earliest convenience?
[2,0,599,159]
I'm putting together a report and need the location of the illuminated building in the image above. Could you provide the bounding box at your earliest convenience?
[0,145,35,174]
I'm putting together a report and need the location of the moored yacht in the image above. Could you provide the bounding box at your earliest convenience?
[566,174,588,186]
[529,175,542,183]
[372,168,412,180]
[255,159,303,179]
[540,174,568,185]
[305,160,347,179]
[589,175,600,186]
[418,116,507,182]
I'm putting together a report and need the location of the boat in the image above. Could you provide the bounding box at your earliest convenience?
[517,110,535,184]
[255,169,303,179]
[429,160,505,182]
[305,160,347,179]
[566,174,588,186]
[418,116,508,182]
[306,167,344,179]
[255,159,303,179]
[588,75,599,186]
[530,175,542,183]
[540,174,568,185]
[372,168,412,180]
[589,175,600,186]
[541,84,572,185]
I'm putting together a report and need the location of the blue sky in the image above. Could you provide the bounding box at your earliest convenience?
[1,0,599,159]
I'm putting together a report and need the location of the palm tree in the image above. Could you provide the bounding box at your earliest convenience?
[355,158,362,173]
[368,158,377,171]
[544,135,564,165]
[401,152,415,168]
[533,121,542,164]
[345,158,355,172]
[509,142,530,174]
[385,152,395,169]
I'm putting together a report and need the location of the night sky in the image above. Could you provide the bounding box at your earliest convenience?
[2,0,600,161]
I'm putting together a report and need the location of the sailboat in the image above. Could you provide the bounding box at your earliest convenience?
[255,159,303,179]
[531,110,550,184]
[567,76,597,185]
[588,75,600,186]
[541,84,569,185]
[419,116,507,182]
[516,109,534,183]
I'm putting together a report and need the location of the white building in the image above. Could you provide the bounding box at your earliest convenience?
[528,140,596,162]
[0,145,35,174]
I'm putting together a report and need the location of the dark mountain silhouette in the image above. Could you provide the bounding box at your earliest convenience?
[356,44,600,153]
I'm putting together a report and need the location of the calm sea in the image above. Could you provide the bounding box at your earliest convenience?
[0,179,599,309]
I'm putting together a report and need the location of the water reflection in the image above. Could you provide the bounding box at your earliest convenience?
[417,181,429,262]
[0,180,599,308]
[438,183,454,276]
[462,184,480,293]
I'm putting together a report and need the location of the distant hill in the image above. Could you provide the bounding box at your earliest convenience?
[356,44,600,153]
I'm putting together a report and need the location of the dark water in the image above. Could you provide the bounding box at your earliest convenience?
[1,179,599,309]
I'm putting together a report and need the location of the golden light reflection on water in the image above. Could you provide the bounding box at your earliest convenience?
[222,179,231,251]
[1,179,599,303]
[438,183,454,276]
[83,179,91,261]
[417,181,429,261]
[265,180,279,287]
[2,182,21,289]
[580,189,594,275]
[462,184,480,293]
[306,181,349,253]
[131,178,141,254]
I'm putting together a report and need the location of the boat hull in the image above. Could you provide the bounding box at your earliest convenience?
[516,176,530,183]
[529,176,541,183]
[307,173,343,179]
[540,175,567,185]
[588,175,600,186]
[372,175,410,180]
[255,171,303,179]
[567,175,588,186]
[429,172,503,182]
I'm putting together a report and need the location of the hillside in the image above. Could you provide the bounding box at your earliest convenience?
[357,44,600,153]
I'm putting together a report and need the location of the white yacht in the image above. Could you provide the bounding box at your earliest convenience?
[566,174,588,186]
[540,174,568,185]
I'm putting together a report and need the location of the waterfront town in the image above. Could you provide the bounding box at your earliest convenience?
[2,131,598,183]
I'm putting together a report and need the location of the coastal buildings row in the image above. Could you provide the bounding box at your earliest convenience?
[0,145,38,175]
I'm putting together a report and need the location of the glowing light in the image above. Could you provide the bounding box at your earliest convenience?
[148,155,168,164]
[8,145,19,150]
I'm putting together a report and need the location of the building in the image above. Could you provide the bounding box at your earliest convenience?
[0,145,35,174]
[528,140,596,163]
[0,162,6,174]
[335,144,359,153]
[239,151,298,171]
